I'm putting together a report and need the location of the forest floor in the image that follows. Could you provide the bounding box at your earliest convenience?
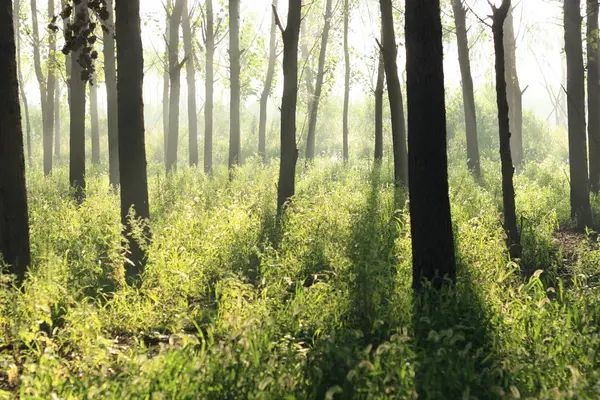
[2,158,600,399]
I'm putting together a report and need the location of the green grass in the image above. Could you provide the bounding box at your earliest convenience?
[2,154,600,399]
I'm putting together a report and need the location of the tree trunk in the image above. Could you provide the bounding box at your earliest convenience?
[277,0,301,213]
[163,0,172,166]
[452,0,480,176]
[63,9,71,150]
[104,0,119,186]
[229,0,241,170]
[0,0,31,284]
[504,8,523,172]
[70,1,89,204]
[14,0,32,167]
[32,0,50,174]
[182,0,198,166]
[374,44,384,162]
[305,0,333,161]
[166,0,185,172]
[342,0,350,161]
[565,0,593,228]
[45,0,57,175]
[406,0,456,289]
[54,82,61,159]
[259,0,279,163]
[380,0,408,186]
[588,0,600,193]
[204,0,214,174]
[90,76,100,164]
[300,24,315,114]
[116,0,151,283]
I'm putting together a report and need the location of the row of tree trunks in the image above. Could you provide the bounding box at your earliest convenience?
[14,0,32,167]
[182,0,198,167]
[204,0,214,174]
[229,0,241,171]
[166,0,185,172]
[259,0,279,163]
[45,0,57,175]
[163,0,172,166]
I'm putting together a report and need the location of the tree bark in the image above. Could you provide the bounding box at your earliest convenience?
[116,0,151,283]
[70,1,89,204]
[342,0,350,161]
[104,0,119,186]
[14,0,32,167]
[451,0,480,176]
[504,8,523,172]
[229,0,241,170]
[588,0,600,193]
[565,0,593,228]
[32,0,51,174]
[406,0,456,289]
[54,82,61,159]
[0,0,31,284]
[165,0,185,172]
[163,0,172,166]
[45,0,57,175]
[380,0,408,186]
[90,76,100,164]
[305,0,333,161]
[277,0,301,213]
[182,0,198,166]
[259,0,279,163]
[374,44,384,162]
[204,0,214,174]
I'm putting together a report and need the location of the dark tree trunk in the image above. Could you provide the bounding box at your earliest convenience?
[504,8,523,172]
[166,0,185,172]
[342,0,350,161]
[491,0,521,258]
[63,10,71,154]
[406,0,456,289]
[380,0,408,186]
[277,0,301,213]
[204,0,214,174]
[182,0,198,166]
[32,0,50,174]
[90,76,100,164]
[14,0,32,167]
[565,0,593,228]
[163,0,172,166]
[305,0,333,161]
[116,0,151,283]
[45,0,57,175]
[588,0,600,193]
[259,0,279,163]
[54,82,61,159]
[0,0,31,284]
[70,1,89,203]
[451,0,480,176]
[104,0,119,186]
[229,0,241,170]
[374,45,384,162]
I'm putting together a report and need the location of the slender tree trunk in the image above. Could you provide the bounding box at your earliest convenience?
[300,24,315,112]
[182,0,198,166]
[491,0,520,258]
[63,7,71,142]
[588,0,600,193]
[116,0,151,283]
[452,0,480,176]
[166,0,185,172]
[380,0,408,186]
[259,0,279,163]
[277,0,301,213]
[0,0,31,284]
[32,0,51,174]
[504,8,523,172]
[45,0,57,174]
[229,0,241,170]
[163,0,172,166]
[90,76,100,164]
[54,82,61,159]
[305,0,333,161]
[565,0,593,228]
[204,0,214,174]
[374,45,384,162]
[342,0,350,161]
[14,0,32,167]
[406,0,456,289]
[104,0,119,186]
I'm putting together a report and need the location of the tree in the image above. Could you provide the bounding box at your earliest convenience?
[166,0,185,172]
[116,0,151,282]
[54,82,61,159]
[342,0,350,161]
[588,0,600,193]
[70,0,89,203]
[0,0,31,284]
[163,0,172,165]
[90,75,100,164]
[14,0,32,167]
[380,0,408,186]
[104,0,119,187]
[406,0,455,289]
[491,0,520,258]
[182,0,198,166]
[305,0,333,161]
[276,0,301,213]
[374,45,384,162]
[258,0,279,162]
[229,0,241,170]
[46,0,57,175]
[504,7,523,172]
[451,0,480,176]
[565,0,593,228]
[204,0,214,174]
